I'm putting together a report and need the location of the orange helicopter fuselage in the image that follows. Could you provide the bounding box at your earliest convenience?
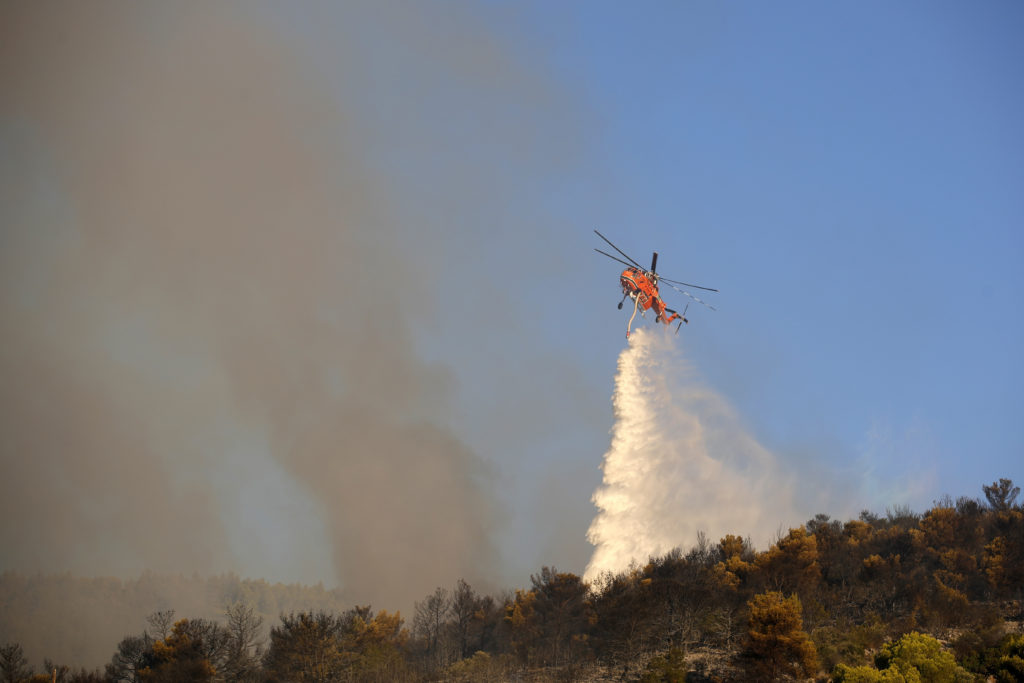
[620,268,670,319]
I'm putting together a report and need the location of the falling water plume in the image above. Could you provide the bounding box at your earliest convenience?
[584,328,798,581]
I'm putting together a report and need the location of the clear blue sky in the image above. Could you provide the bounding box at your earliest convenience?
[557,2,1024,476]
[2,1,1021,593]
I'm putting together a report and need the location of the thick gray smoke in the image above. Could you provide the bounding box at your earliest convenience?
[0,3,498,612]
[585,328,801,581]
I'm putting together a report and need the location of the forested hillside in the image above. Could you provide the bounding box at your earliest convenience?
[0,574,349,671]
[2,478,1022,682]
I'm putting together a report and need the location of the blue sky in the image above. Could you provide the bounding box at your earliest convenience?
[407,1,1024,567]
[523,2,1024,468]
[2,2,1021,597]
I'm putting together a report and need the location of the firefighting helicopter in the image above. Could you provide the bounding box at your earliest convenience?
[594,230,718,338]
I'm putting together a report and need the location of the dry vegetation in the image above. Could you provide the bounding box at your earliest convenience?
[2,478,1022,682]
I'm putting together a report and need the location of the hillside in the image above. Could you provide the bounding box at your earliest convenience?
[1,478,1021,681]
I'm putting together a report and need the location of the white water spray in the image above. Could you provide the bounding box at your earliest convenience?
[584,328,799,581]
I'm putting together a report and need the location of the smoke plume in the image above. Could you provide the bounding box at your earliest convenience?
[585,328,800,581]
[0,3,498,613]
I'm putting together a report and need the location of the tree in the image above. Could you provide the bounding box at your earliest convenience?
[449,579,477,660]
[745,591,818,681]
[222,603,263,682]
[588,569,658,662]
[508,568,592,668]
[990,633,1024,682]
[711,604,744,655]
[412,587,450,668]
[834,632,972,682]
[756,526,821,595]
[338,607,409,681]
[876,632,973,682]
[0,643,31,683]
[138,618,227,683]
[264,608,409,682]
[106,635,151,683]
[686,530,718,567]
[264,611,345,683]
[983,478,1020,511]
[146,611,176,641]
[465,593,505,657]
[505,589,539,665]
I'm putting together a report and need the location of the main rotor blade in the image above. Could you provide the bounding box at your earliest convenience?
[594,248,636,269]
[593,230,644,270]
[663,282,717,311]
[658,276,718,292]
